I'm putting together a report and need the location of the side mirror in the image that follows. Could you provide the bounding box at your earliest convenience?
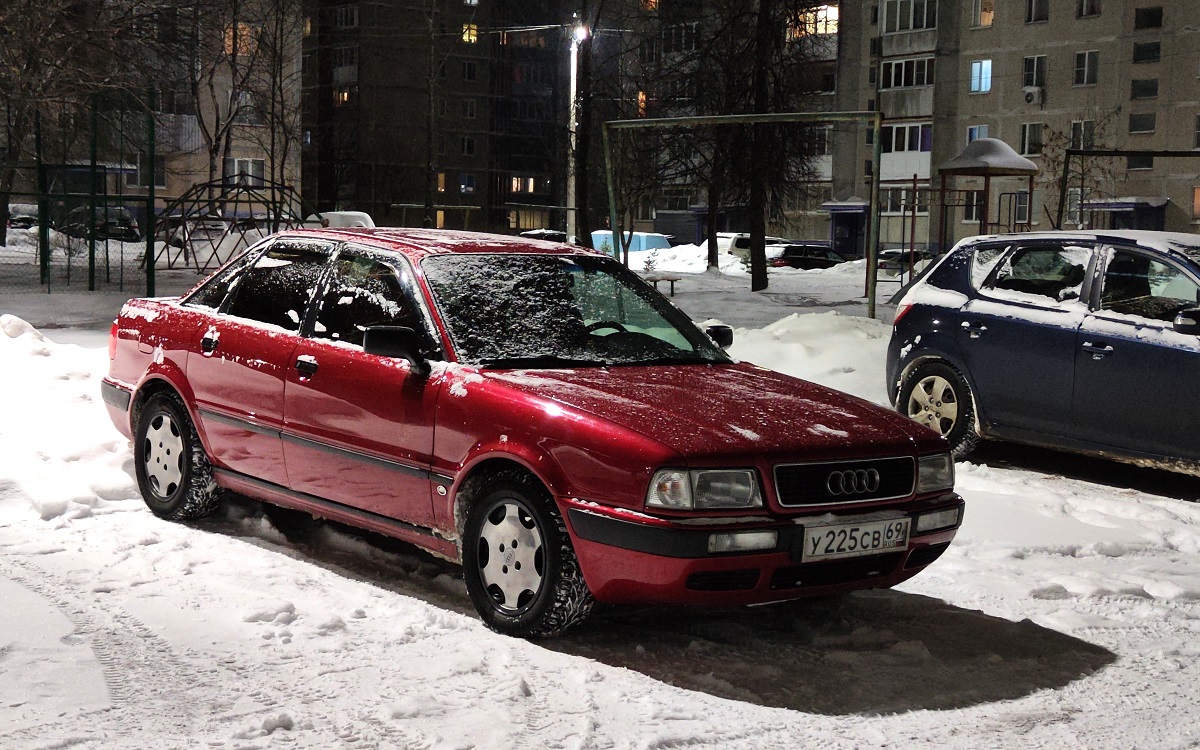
[705,324,734,349]
[363,326,430,374]
[1173,308,1200,336]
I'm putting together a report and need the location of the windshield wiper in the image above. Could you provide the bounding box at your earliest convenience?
[478,355,610,369]
[611,355,726,366]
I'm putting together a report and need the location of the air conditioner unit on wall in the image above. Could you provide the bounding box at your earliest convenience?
[1023,86,1044,106]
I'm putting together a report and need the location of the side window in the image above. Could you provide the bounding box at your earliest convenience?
[970,244,1009,288]
[1100,251,1200,322]
[184,248,264,309]
[223,243,329,331]
[988,244,1090,302]
[312,253,428,348]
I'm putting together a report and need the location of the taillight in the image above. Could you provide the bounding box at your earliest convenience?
[892,303,913,327]
[108,320,118,360]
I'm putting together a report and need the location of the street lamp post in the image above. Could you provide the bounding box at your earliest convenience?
[566,23,588,242]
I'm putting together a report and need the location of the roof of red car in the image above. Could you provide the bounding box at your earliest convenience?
[275,227,601,260]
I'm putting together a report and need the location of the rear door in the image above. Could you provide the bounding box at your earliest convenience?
[282,248,444,526]
[186,239,332,486]
[1072,246,1200,459]
[955,240,1094,435]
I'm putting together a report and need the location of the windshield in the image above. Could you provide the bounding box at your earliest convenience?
[422,253,731,368]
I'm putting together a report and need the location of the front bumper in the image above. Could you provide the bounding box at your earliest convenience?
[562,494,963,606]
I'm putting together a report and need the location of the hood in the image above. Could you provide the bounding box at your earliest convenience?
[484,362,933,463]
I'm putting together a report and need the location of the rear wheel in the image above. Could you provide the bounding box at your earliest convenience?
[134,392,224,521]
[899,362,979,457]
[462,472,593,637]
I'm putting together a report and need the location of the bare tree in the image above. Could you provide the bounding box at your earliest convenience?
[1039,109,1120,229]
[244,0,304,187]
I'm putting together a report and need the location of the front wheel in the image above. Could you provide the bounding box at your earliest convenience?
[898,362,979,457]
[462,472,594,637]
[134,392,225,521]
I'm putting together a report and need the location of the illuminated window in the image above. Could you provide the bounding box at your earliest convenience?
[437,172,446,193]
[969,59,992,92]
[224,22,259,56]
[637,90,647,116]
[788,5,838,38]
[972,0,994,26]
[1193,187,1200,218]
[462,24,478,43]
[460,173,476,194]
[436,210,445,228]
[642,0,658,9]
[303,16,312,36]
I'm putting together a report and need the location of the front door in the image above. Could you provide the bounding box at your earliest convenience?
[1073,247,1200,459]
[283,249,443,527]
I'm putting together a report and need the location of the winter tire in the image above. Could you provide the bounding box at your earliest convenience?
[462,471,594,638]
[134,392,224,521]
[898,362,979,458]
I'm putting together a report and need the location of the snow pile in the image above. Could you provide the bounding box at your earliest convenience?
[621,242,746,274]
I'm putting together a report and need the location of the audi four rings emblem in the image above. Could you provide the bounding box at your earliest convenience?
[826,468,881,495]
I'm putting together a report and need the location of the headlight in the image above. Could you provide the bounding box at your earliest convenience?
[916,453,955,493]
[646,469,763,510]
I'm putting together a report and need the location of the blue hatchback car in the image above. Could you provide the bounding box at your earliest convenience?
[887,231,1200,472]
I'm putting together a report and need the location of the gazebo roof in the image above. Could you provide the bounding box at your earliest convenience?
[939,138,1040,177]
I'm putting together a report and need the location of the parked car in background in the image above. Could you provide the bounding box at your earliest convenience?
[888,230,1200,473]
[7,204,38,229]
[59,205,141,241]
[878,248,934,276]
[726,232,789,258]
[768,242,846,270]
[103,228,963,638]
[519,228,568,243]
[591,230,673,254]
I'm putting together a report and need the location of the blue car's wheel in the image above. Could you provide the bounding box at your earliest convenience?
[899,362,979,457]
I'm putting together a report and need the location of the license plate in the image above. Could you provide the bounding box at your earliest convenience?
[802,518,910,562]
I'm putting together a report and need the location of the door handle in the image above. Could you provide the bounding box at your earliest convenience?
[960,321,988,338]
[1081,341,1114,359]
[200,335,218,354]
[295,357,319,376]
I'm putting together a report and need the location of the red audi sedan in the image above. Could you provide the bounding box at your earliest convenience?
[102,228,963,637]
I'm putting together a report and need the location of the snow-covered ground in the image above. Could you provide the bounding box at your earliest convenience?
[2,247,1199,749]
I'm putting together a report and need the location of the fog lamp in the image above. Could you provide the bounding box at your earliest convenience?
[915,507,961,534]
[707,530,778,554]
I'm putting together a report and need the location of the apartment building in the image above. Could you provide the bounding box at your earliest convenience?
[833,0,1200,253]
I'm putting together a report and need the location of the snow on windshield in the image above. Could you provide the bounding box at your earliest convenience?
[422,254,727,367]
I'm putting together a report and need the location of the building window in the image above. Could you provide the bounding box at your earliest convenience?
[331,46,358,84]
[465,0,479,5]
[880,57,936,89]
[127,152,166,188]
[963,190,984,221]
[333,85,357,106]
[437,172,446,193]
[881,122,933,153]
[461,136,475,156]
[462,98,476,118]
[436,210,445,229]
[1022,55,1047,87]
[967,124,989,143]
[642,0,658,9]
[1026,0,1048,23]
[333,5,358,28]
[462,24,478,43]
[1020,123,1044,155]
[1073,51,1098,85]
[1076,0,1100,18]
[1127,155,1154,170]
[460,173,476,194]
[1071,120,1096,149]
[1193,187,1200,219]
[881,187,930,215]
[1130,79,1159,99]
[1132,42,1161,63]
[1134,7,1163,29]
[303,16,312,36]
[1014,192,1031,224]
[1195,115,1200,148]
[510,175,544,194]
[1129,112,1156,133]
[883,0,937,33]
[463,61,477,81]
[969,59,992,93]
[223,157,265,187]
[788,5,839,38]
[662,22,698,53]
[972,0,994,26]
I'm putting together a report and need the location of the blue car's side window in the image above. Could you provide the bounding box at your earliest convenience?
[1100,251,1200,323]
[987,245,1090,303]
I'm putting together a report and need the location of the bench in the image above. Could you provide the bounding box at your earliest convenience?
[641,273,682,296]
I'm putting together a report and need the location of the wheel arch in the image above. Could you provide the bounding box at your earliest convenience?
[449,456,556,553]
[130,371,211,454]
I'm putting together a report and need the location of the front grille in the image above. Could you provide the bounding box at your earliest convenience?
[905,542,951,569]
[686,569,761,591]
[774,456,915,507]
[770,552,904,590]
